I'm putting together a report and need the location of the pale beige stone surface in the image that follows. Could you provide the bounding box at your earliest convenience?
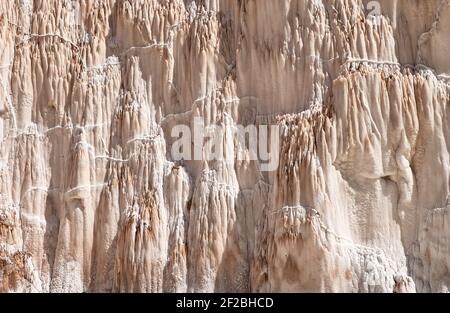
[0,0,450,293]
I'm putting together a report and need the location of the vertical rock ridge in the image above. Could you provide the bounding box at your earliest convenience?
[1,0,450,293]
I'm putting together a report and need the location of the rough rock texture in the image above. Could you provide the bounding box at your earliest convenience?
[1,0,450,293]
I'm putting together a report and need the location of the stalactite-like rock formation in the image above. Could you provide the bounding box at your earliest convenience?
[1,0,450,293]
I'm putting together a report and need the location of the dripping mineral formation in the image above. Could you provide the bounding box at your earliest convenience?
[1,0,450,293]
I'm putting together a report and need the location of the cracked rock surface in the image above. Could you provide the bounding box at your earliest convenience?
[1,0,450,293]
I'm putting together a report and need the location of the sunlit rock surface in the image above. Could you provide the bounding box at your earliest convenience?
[1,0,450,293]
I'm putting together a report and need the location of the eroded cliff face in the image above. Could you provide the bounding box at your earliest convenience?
[1,0,450,293]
